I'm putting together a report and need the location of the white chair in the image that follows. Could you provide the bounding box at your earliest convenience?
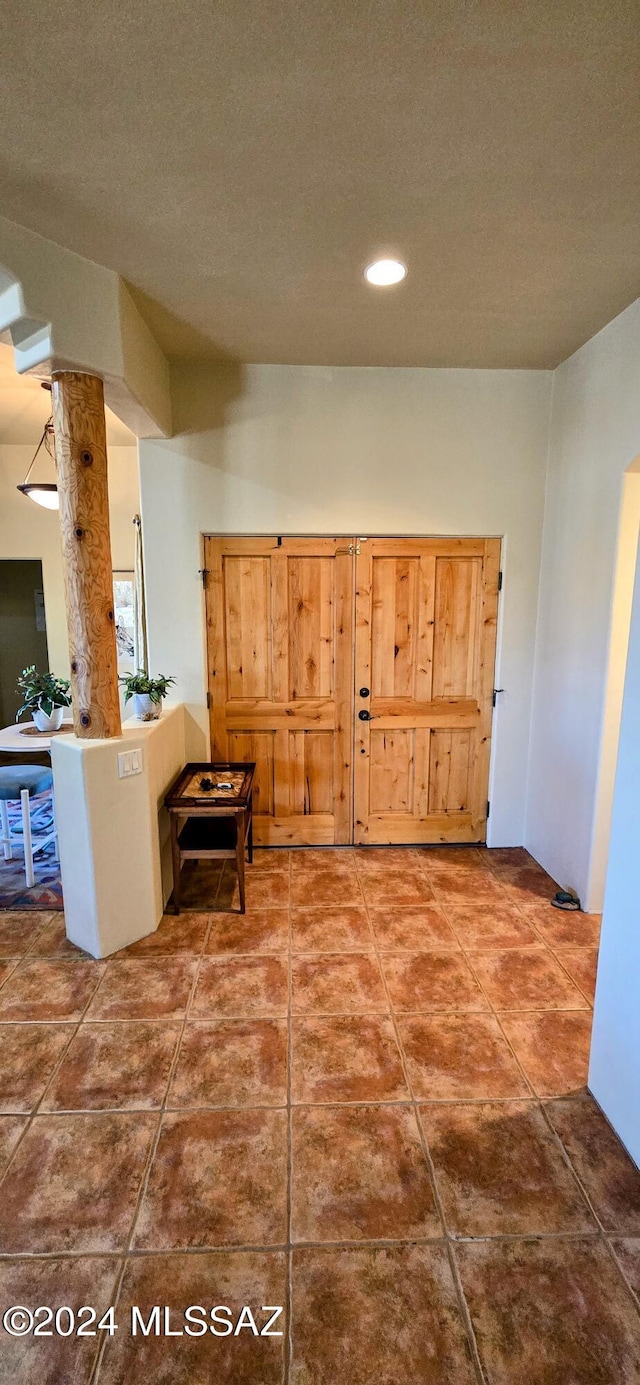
[0,765,58,889]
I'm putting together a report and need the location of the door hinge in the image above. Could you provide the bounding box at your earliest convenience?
[206,690,211,710]
[492,688,504,707]
[498,570,503,592]
[486,799,490,819]
[199,568,210,589]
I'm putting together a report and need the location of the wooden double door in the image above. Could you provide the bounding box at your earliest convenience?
[204,535,500,846]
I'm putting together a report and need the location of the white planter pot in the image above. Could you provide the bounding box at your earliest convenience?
[33,706,64,732]
[133,693,160,721]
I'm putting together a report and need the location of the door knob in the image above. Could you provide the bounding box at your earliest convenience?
[359,687,370,698]
[358,709,371,721]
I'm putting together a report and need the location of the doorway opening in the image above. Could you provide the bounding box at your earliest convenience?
[0,558,49,728]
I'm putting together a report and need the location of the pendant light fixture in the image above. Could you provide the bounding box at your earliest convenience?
[16,381,59,509]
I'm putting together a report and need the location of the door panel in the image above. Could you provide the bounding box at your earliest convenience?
[354,538,500,844]
[205,536,354,845]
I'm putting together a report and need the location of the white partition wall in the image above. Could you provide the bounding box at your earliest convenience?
[589,538,640,1165]
[51,703,186,958]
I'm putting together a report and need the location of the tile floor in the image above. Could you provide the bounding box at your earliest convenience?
[0,846,639,1383]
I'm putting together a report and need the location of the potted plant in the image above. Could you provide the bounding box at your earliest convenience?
[16,665,72,732]
[120,670,176,721]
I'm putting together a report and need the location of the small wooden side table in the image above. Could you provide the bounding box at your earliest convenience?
[164,762,255,914]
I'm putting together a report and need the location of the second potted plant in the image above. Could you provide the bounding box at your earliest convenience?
[120,670,176,721]
[16,665,72,732]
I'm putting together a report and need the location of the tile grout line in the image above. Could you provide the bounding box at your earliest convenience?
[412,862,640,1319]
[90,935,206,1384]
[0,958,107,1193]
[353,853,488,1385]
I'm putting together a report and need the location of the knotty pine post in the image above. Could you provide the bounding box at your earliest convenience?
[51,371,122,738]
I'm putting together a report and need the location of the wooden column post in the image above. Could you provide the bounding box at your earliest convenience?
[52,371,122,738]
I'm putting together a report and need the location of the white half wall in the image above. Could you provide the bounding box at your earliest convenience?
[51,703,186,958]
[139,364,552,845]
[527,298,640,910]
[589,536,640,1165]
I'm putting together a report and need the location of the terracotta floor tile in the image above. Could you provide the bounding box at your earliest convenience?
[99,1250,286,1384]
[611,1239,640,1299]
[291,953,388,1014]
[291,1016,409,1103]
[133,1108,287,1250]
[527,904,602,948]
[555,947,599,1004]
[0,1113,27,1173]
[291,1244,476,1384]
[545,1095,640,1234]
[470,948,588,1010]
[447,904,543,950]
[85,957,197,1020]
[168,1019,288,1107]
[0,960,102,1021]
[206,907,289,955]
[360,870,436,906]
[420,847,492,873]
[369,904,459,950]
[481,847,537,872]
[290,869,363,907]
[40,1022,181,1111]
[26,915,91,960]
[291,1104,440,1242]
[116,911,211,957]
[0,960,15,989]
[0,1023,74,1113]
[249,847,291,871]
[495,865,560,907]
[218,867,291,911]
[421,1101,594,1236]
[0,1112,156,1253]
[499,1010,593,1097]
[428,870,508,904]
[0,910,51,958]
[291,906,373,952]
[0,1255,121,1385]
[398,1013,530,1100]
[191,955,288,1018]
[382,951,489,1012]
[173,860,223,910]
[354,847,427,874]
[455,1238,640,1384]
[291,848,356,873]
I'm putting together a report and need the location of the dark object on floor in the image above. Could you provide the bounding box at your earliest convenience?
[552,889,581,912]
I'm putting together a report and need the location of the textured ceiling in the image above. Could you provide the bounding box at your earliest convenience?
[1,0,639,367]
[0,344,134,446]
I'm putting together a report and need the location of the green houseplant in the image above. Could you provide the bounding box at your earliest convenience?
[120,670,176,721]
[16,665,71,732]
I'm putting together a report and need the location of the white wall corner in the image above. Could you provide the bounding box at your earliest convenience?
[0,213,172,440]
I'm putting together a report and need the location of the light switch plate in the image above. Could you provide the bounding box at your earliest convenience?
[117,749,143,778]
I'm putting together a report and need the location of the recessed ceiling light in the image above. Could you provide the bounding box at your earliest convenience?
[364,258,407,287]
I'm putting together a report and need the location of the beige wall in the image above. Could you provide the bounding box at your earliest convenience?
[0,443,140,687]
[139,363,552,847]
[527,297,640,909]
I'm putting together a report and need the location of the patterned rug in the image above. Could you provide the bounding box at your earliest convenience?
[0,790,63,911]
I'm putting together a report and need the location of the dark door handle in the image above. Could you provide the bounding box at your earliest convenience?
[359,687,370,698]
[358,709,371,721]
